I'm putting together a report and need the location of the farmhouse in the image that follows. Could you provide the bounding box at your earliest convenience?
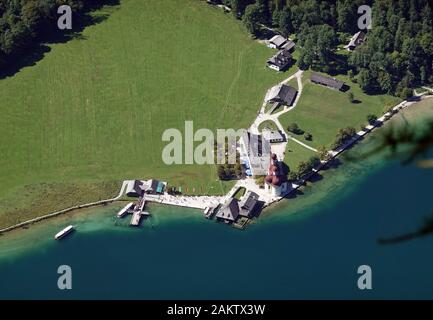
[216,197,240,222]
[267,35,288,49]
[262,129,286,143]
[268,35,287,49]
[238,191,259,218]
[345,31,366,51]
[126,180,144,197]
[311,72,345,91]
[267,49,292,72]
[265,84,298,106]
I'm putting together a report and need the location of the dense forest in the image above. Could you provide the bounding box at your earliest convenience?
[0,0,114,71]
[215,0,433,98]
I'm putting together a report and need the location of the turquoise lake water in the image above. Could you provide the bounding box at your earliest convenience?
[0,143,432,299]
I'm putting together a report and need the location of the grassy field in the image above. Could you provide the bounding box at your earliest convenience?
[0,0,289,228]
[284,140,317,171]
[280,72,400,149]
[258,120,279,131]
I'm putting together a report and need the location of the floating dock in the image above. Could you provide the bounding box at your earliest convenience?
[54,225,75,240]
[130,212,142,226]
[128,196,150,226]
[129,211,150,226]
[204,206,218,219]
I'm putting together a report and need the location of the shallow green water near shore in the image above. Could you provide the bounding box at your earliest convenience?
[1,141,432,299]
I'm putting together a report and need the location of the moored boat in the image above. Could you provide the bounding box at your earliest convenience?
[54,225,75,240]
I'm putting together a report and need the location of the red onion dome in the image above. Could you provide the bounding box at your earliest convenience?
[272,176,282,186]
[269,165,278,173]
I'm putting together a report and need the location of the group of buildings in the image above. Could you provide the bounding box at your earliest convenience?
[239,128,289,193]
[215,190,261,223]
[125,179,166,197]
[117,179,166,227]
[266,31,365,72]
[266,35,296,72]
[214,152,289,225]
[117,31,362,227]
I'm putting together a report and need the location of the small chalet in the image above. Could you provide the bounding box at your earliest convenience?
[267,49,292,72]
[238,191,260,218]
[126,180,144,197]
[268,35,288,49]
[310,72,345,91]
[216,198,240,222]
[345,31,366,51]
[265,84,298,106]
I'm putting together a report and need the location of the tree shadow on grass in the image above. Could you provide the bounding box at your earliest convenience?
[0,1,120,80]
[256,27,277,41]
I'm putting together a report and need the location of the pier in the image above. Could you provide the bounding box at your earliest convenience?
[116,196,151,227]
[203,206,218,219]
[129,211,149,226]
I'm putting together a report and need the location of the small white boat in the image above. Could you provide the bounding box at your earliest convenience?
[117,202,134,218]
[54,225,75,240]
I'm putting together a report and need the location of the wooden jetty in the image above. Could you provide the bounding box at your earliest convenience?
[203,205,218,219]
[129,211,150,227]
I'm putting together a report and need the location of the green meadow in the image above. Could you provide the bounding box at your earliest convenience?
[280,71,400,149]
[0,0,403,229]
[0,0,288,228]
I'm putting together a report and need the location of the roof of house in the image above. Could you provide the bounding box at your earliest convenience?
[346,31,366,49]
[241,131,271,157]
[269,35,287,48]
[267,49,292,69]
[248,156,271,176]
[265,84,298,106]
[239,191,259,217]
[262,129,285,142]
[216,198,240,221]
[310,72,344,90]
[142,179,162,193]
[126,180,144,195]
[241,131,272,176]
[282,40,296,51]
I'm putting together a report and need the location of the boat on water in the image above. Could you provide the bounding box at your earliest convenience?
[54,225,75,240]
[117,202,134,218]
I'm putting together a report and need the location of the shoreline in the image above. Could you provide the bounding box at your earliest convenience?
[1,96,432,236]
[0,135,395,261]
